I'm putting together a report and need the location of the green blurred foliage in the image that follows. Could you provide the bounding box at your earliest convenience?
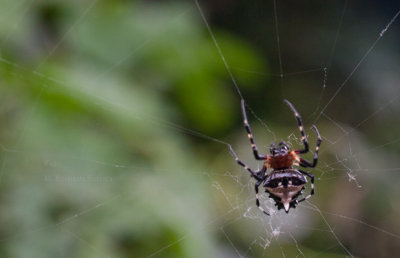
[0,0,265,257]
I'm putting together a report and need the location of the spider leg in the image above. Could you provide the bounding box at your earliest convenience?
[299,125,322,168]
[284,99,309,154]
[228,145,264,180]
[229,144,269,214]
[241,100,266,160]
[296,169,315,203]
[255,178,270,216]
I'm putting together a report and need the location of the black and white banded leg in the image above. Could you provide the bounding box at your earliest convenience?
[296,169,315,204]
[300,125,322,168]
[255,179,270,215]
[241,100,266,160]
[228,144,264,180]
[284,99,309,154]
[228,144,269,214]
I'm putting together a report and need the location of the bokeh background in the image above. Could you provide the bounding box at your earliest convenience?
[0,0,400,257]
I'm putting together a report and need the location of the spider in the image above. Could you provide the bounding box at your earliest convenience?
[229,99,322,215]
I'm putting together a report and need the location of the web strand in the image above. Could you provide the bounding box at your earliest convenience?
[272,0,284,100]
[314,8,400,124]
[35,0,99,71]
[194,0,244,100]
[306,202,354,257]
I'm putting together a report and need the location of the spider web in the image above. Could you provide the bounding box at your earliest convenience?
[0,0,400,257]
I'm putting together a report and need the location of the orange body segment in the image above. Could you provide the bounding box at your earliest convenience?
[264,151,300,170]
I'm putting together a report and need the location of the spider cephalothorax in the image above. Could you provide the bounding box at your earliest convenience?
[270,142,289,155]
[229,99,322,215]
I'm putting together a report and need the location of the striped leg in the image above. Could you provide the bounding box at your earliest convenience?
[255,179,270,216]
[241,100,266,160]
[284,99,309,154]
[300,125,322,168]
[228,144,264,180]
[296,169,315,203]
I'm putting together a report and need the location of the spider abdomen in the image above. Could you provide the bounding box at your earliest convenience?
[263,170,307,187]
[263,169,307,212]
